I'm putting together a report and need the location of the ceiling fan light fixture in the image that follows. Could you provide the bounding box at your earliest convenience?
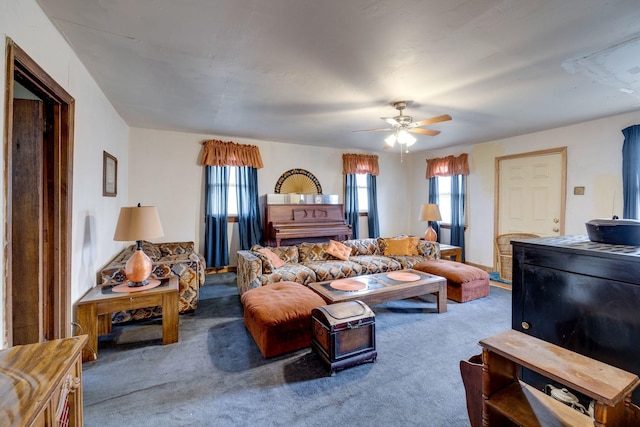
[384,133,397,147]
[354,100,451,150]
[397,130,416,146]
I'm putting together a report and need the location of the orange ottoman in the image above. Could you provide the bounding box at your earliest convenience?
[413,259,490,303]
[241,281,326,358]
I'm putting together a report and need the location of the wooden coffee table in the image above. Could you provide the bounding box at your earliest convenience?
[309,269,447,313]
[76,276,179,362]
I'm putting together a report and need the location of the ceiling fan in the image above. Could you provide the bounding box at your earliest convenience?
[353,101,452,149]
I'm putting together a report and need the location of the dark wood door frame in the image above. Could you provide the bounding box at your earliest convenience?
[4,37,74,346]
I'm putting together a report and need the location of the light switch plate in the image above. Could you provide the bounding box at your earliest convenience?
[574,186,585,195]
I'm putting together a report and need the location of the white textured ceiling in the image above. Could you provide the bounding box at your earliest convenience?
[36,0,640,153]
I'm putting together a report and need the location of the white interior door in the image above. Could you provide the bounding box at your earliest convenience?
[497,149,566,237]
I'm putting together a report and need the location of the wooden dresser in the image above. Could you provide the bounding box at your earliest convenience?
[0,335,86,426]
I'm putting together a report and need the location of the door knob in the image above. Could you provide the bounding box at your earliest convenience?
[553,227,559,232]
[553,218,559,223]
[521,321,530,330]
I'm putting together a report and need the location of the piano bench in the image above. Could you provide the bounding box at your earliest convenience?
[241,281,327,358]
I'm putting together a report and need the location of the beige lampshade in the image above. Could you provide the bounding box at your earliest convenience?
[419,204,442,222]
[114,205,164,242]
[113,205,164,287]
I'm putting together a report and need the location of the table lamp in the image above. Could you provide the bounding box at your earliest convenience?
[419,203,442,242]
[113,204,164,287]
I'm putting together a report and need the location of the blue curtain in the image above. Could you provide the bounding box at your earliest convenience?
[236,166,263,249]
[204,166,229,267]
[450,175,466,262]
[345,174,359,239]
[428,177,440,242]
[622,124,640,219]
[366,174,380,238]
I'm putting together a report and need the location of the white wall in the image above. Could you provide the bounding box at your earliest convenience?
[0,0,129,348]
[128,128,414,266]
[409,111,640,267]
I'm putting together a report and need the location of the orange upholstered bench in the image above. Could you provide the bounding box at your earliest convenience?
[413,259,489,303]
[241,281,326,358]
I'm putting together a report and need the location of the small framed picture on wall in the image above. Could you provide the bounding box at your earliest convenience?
[103,151,117,197]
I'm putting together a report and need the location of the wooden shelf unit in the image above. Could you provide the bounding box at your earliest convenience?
[479,329,640,426]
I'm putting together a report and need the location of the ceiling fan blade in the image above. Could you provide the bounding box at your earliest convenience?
[410,114,452,128]
[410,128,441,136]
[381,117,400,126]
[352,127,394,133]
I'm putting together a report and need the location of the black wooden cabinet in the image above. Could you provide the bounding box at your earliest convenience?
[512,235,640,405]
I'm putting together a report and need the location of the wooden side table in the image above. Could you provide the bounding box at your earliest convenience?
[439,244,462,262]
[76,276,179,362]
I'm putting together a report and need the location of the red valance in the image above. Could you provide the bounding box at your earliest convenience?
[426,153,469,178]
[342,153,380,176]
[200,140,263,169]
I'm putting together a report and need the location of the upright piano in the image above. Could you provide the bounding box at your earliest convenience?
[263,194,352,247]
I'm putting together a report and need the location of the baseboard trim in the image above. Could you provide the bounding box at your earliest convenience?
[464,261,492,272]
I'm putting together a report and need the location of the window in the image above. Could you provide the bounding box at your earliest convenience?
[356,173,369,213]
[227,166,238,216]
[437,176,452,224]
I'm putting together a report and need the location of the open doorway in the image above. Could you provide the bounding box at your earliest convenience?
[4,38,74,346]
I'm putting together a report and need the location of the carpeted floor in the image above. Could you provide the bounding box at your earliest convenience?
[82,274,512,427]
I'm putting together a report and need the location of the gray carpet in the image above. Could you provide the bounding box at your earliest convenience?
[82,274,511,426]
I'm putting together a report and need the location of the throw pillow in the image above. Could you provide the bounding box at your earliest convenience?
[383,238,413,256]
[272,245,299,264]
[299,242,330,262]
[326,240,352,261]
[407,236,420,256]
[389,235,420,256]
[344,238,378,256]
[417,240,439,258]
[257,248,286,269]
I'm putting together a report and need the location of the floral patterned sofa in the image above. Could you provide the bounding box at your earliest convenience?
[236,237,440,295]
[99,241,206,323]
